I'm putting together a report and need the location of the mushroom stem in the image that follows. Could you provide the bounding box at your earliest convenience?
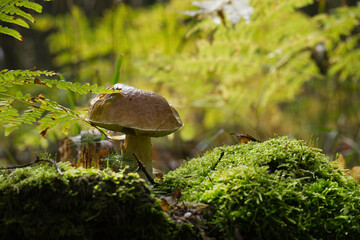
[122,134,153,178]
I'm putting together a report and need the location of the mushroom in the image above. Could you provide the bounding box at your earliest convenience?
[86,83,183,178]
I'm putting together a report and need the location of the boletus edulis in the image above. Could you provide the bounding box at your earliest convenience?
[87,83,183,178]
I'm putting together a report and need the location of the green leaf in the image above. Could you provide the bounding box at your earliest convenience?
[112,55,124,85]
[5,125,18,136]
[15,1,43,13]
[1,5,35,23]
[0,0,15,10]
[0,0,46,40]
[15,91,23,98]
[0,25,22,40]
[0,69,115,96]
[0,13,29,28]
[0,106,19,126]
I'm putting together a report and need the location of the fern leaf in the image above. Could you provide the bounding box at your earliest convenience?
[0,85,7,92]
[0,1,108,137]
[0,0,15,9]
[35,98,86,138]
[1,5,35,23]
[0,0,46,40]
[0,69,115,94]
[0,105,19,127]
[37,111,78,133]
[61,117,79,135]
[0,13,29,28]
[0,92,87,137]
[4,107,44,136]
[14,1,42,13]
[38,98,77,117]
[0,25,22,40]
[4,125,18,136]
[42,79,115,94]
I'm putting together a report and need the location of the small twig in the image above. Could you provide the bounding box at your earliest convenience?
[211,151,225,171]
[0,156,63,175]
[133,153,155,185]
[37,157,64,175]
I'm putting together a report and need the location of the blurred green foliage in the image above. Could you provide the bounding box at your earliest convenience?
[36,0,360,139]
[1,0,360,165]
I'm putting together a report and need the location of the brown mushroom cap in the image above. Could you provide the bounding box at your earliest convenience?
[87,84,183,137]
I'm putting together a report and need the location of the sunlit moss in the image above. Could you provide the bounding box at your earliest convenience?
[159,136,360,239]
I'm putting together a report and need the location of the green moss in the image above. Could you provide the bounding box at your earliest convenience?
[159,136,360,239]
[0,163,192,240]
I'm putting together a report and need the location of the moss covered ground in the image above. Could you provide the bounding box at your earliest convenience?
[158,136,360,239]
[0,163,193,240]
[1,136,360,239]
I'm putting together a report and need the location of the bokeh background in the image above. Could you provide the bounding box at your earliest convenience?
[1,0,360,168]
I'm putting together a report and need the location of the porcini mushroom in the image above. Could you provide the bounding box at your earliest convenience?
[86,83,183,178]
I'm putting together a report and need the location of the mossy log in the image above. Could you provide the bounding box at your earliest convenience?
[0,163,193,240]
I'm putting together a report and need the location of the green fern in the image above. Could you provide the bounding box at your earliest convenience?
[0,1,119,140]
[0,0,46,41]
[0,69,114,94]
[0,69,116,137]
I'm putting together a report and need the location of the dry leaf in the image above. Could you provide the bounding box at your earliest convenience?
[347,166,360,184]
[154,169,164,179]
[334,154,346,170]
[231,133,260,144]
[38,94,46,100]
[172,188,182,200]
[34,77,47,86]
[160,198,169,211]
[40,127,50,139]
[160,188,182,211]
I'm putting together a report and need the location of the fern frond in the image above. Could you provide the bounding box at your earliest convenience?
[37,110,78,133]
[0,68,117,136]
[0,0,13,9]
[0,91,87,137]
[4,107,44,136]
[33,96,89,138]
[42,80,111,94]
[0,13,29,28]
[0,24,23,40]
[14,0,42,13]
[0,102,19,126]
[0,1,114,138]
[0,69,115,94]
[1,4,35,22]
[0,0,44,40]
